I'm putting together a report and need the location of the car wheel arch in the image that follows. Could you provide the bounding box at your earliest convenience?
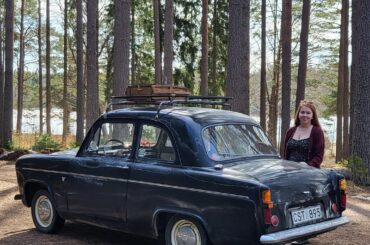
[31,189,65,233]
[152,208,209,239]
[24,180,52,207]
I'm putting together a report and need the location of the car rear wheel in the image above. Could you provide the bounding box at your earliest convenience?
[31,190,65,233]
[165,215,207,245]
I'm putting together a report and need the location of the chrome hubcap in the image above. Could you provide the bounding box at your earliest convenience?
[35,195,53,227]
[171,219,201,245]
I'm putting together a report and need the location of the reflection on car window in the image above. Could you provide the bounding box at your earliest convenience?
[86,122,134,157]
[202,124,277,161]
[138,124,175,162]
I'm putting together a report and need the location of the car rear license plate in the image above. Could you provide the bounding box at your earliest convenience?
[291,205,322,225]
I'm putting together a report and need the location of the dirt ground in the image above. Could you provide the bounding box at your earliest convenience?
[1,160,370,245]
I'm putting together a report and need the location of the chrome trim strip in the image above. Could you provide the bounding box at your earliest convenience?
[128,179,249,200]
[21,168,249,200]
[260,216,349,244]
[22,168,127,183]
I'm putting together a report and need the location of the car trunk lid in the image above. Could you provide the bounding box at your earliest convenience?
[224,158,331,204]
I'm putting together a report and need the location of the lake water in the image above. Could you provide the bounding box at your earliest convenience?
[13,109,337,143]
[13,109,77,135]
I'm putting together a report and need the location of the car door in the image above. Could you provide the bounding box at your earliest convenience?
[126,122,180,235]
[65,120,135,226]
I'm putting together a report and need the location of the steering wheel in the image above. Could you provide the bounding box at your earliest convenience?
[106,139,124,148]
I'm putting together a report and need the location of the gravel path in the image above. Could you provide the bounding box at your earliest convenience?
[1,160,369,245]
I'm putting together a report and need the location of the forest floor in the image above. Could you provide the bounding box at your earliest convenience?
[1,160,370,245]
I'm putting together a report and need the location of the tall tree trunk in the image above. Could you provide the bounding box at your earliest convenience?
[350,1,370,175]
[200,0,208,96]
[342,0,350,159]
[131,1,135,85]
[76,0,84,144]
[46,0,51,134]
[279,0,292,155]
[112,0,131,97]
[268,43,281,146]
[163,0,174,85]
[153,0,162,85]
[336,0,345,162]
[260,0,267,130]
[336,66,344,161]
[38,0,43,135]
[16,0,25,134]
[0,15,4,146]
[210,0,218,95]
[86,0,99,130]
[62,0,69,145]
[267,0,281,146]
[337,0,350,162]
[226,0,250,114]
[3,0,14,146]
[295,0,310,111]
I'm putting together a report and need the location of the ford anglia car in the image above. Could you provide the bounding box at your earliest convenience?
[15,96,348,245]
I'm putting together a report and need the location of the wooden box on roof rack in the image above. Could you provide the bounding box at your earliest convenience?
[126,84,190,97]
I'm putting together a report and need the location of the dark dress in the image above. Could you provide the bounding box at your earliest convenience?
[286,138,310,163]
[283,126,325,168]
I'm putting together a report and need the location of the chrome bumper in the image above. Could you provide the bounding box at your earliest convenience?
[260,216,349,244]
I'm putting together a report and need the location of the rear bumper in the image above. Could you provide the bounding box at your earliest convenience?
[260,216,349,244]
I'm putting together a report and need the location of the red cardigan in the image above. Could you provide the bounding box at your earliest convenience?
[283,126,325,168]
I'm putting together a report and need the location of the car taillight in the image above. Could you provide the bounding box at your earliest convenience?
[262,189,273,225]
[339,179,347,211]
[339,178,346,190]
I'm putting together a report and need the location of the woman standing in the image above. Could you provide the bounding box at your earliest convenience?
[283,101,325,168]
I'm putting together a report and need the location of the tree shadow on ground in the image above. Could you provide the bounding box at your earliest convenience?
[0,186,18,197]
[347,199,370,219]
[0,222,158,245]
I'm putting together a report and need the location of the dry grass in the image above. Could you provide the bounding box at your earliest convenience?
[11,133,76,150]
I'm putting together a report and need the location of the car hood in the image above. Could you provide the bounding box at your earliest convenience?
[51,148,79,156]
[223,158,332,204]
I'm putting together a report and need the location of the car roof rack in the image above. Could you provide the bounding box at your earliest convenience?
[106,94,232,112]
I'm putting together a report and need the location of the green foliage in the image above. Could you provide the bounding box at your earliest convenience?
[304,66,338,117]
[320,90,337,118]
[8,0,344,124]
[6,141,27,151]
[309,0,341,65]
[174,0,201,92]
[32,135,62,152]
[69,141,81,149]
[4,141,15,151]
[208,0,228,96]
[340,155,370,186]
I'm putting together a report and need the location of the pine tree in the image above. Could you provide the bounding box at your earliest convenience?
[3,0,15,146]
[163,0,174,85]
[350,0,370,174]
[226,0,250,114]
[279,0,292,154]
[86,0,99,130]
[76,0,84,144]
[200,0,208,96]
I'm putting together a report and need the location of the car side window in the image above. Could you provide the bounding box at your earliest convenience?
[138,124,176,162]
[86,122,134,158]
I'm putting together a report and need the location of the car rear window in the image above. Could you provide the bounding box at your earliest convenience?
[202,124,277,161]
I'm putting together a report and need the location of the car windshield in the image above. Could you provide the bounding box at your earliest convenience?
[202,124,277,161]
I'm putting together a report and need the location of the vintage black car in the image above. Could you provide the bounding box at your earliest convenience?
[15,96,348,245]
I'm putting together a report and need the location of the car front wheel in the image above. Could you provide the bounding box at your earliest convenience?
[165,215,207,245]
[31,190,65,233]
